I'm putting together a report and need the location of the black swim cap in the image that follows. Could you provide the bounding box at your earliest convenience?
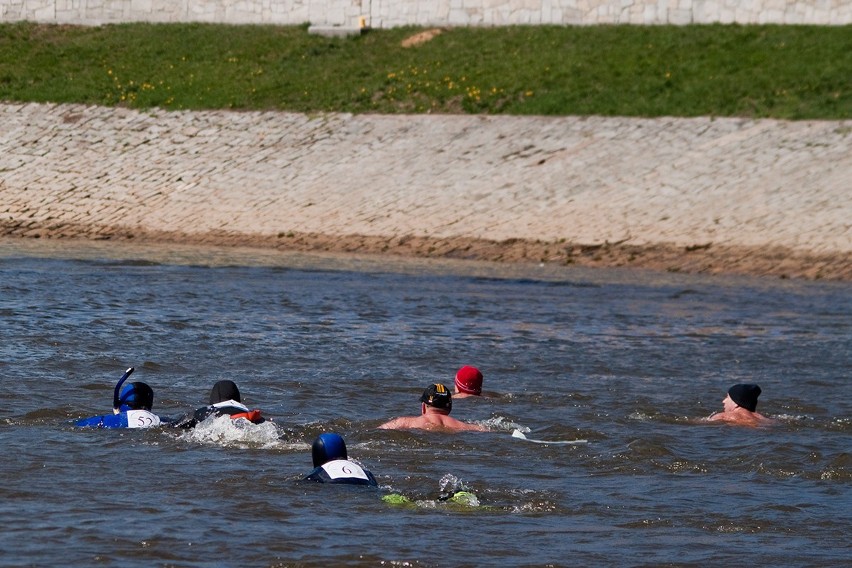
[421,383,452,411]
[728,384,761,412]
[118,382,154,411]
[209,380,241,404]
[312,433,348,468]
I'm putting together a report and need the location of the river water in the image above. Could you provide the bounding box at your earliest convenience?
[0,238,849,567]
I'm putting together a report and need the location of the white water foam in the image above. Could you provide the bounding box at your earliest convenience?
[183,415,286,449]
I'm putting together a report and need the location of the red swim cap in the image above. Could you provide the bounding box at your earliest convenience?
[455,366,483,395]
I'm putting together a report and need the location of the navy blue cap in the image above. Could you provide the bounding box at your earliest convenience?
[312,433,348,467]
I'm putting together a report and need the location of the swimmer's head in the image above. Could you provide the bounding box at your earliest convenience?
[118,382,154,411]
[209,380,241,404]
[728,384,761,412]
[454,366,483,395]
[312,433,348,468]
[421,383,452,412]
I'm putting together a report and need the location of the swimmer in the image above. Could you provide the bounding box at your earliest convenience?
[453,365,483,398]
[174,379,264,429]
[304,433,378,486]
[75,370,162,429]
[707,383,774,426]
[378,383,490,432]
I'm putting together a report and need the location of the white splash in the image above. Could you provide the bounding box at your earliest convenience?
[482,416,526,432]
[184,415,284,448]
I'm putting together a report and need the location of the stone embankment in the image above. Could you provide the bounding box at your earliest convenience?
[1,102,850,280]
[2,0,849,27]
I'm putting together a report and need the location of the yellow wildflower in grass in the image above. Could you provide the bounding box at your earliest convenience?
[379,64,506,111]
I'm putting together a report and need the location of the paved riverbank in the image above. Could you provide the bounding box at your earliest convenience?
[1,103,850,280]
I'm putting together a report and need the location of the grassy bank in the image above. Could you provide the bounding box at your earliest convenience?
[0,22,849,118]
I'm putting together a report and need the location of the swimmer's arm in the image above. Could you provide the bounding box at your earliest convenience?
[377,417,408,430]
[74,413,125,428]
[163,405,203,429]
[303,466,327,483]
[459,421,491,432]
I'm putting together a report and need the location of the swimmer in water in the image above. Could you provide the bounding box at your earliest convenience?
[707,383,774,426]
[174,380,264,429]
[76,378,161,429]
[304,433,378,486]
[454,364,502,399]
[453,365,483,399]
[378,383,490,432]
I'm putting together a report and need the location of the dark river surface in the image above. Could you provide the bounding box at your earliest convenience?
[0,238,849,567]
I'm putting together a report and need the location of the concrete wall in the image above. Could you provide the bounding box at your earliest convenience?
[1,0,850,28]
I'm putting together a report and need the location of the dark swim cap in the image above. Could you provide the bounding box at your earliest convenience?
[312,433,348,468]
[421,383,452,411]
[728,384,761,412]
[118,382,154,411]
[209,380,241,404]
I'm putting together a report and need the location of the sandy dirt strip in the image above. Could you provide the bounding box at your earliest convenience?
[1,103,849,280]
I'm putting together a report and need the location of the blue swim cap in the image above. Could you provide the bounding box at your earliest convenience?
[312,433,348,467]
[118,382,154,411]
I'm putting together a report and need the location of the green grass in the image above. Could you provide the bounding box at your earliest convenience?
[0,22,849,118]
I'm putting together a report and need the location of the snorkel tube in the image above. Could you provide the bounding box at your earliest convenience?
[112,367,135,414]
